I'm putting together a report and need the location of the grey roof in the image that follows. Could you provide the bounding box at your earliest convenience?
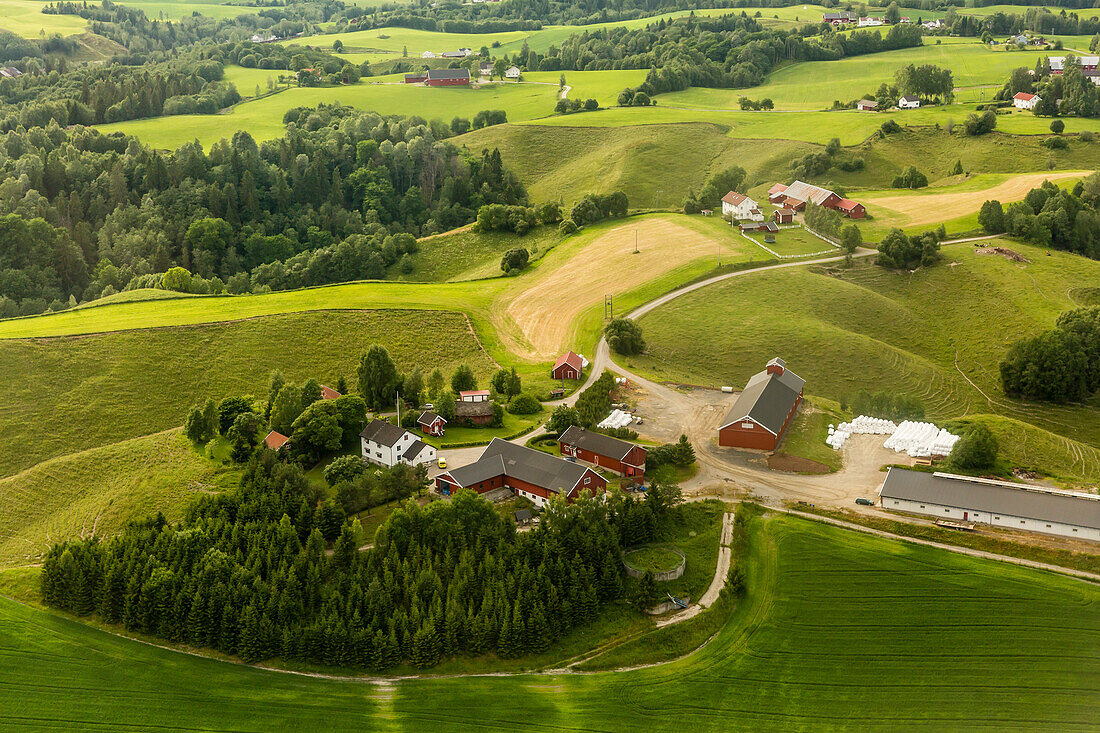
[426,68,471,80]
[456,400,494,418]
[879,468,1100,531]
[402,438,429,461]
[559,425,639,461]
[720,361,805,434]
[360,418,408,448]
[514,509,533,522]
[781,180,837,205]
[445,438,592,495]
[418,410,445,425]
[899,95,919,103]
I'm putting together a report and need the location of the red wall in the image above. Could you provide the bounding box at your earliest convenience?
[559,442,646,482]
[552,365,580,380]
[435,469,606,502]
[426,78,469,86]
[718,393,802,450]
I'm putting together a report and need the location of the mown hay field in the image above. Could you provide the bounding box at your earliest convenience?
[633,242,1100,484]
[0,513,1096,729]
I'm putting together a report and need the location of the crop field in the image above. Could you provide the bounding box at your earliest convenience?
[97,69,645,150]
[0,0,87,36]
[0,310,496,478]
[499,215,745,359]
[0,512,1096,729]
[862,170,1084,229]
[0,429,238,567]
[633,242,1100,484]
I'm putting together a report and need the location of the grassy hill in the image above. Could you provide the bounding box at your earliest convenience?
[0,429,238,567]
[0,310,496,478]
[631,241,1100,486]
[0,0,86,36]
[0,512,1096,728]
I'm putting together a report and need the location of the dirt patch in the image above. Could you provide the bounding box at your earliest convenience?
[865,171,1081,228]
[975,245,1029,263]
[767,453,833,474]
[498,217,732,359]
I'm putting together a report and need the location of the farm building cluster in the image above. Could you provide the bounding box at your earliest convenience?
[404,69,472,86]
[878,468,1100,541]
[360,418,437,468]
[769,180,866,219]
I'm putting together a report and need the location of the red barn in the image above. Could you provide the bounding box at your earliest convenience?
[417,410,447,437]
[404,72,428,84]
[559,425,646,483]
[718,358,804,451]
[425,69,470,86]
[768,180,865,218]
[552,351,586,380]
[836,199,866,219]
[456,390,494,426]
[320,384,341,400]
[436,438,606,507]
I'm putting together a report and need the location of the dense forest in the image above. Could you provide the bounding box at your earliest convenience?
[0,105,525,316]
[978,175,1100,259]
[1001,307,1100,402]
[41,453,685,669]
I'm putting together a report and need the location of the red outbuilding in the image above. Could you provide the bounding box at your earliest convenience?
[717,358,804,451]
[558,425,646,483]
[774,208,795,224]
[417,410,447,437]
[436,438,606,507]
[552,351,586,380]
[404,72,428,83]
[320,385,342,400]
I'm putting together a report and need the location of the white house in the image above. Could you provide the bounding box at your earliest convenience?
[422,51,436,59]
[720,191,763,221]
[458,47,473,57]
[858,16,883,27]
[505,65,521,79]
[251,32,277,43]
[898,95,920,109]
[878,468,1100,542]
[360,418,437,468]
[1013,91,1039,110]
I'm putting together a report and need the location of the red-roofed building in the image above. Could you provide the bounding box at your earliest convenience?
[552,351,586,380]
[774,208,795,224]
[720,191,763,221]
[264,431,289,451]
[835,199,866,219]
[768,180,864,218]
[1013,91,1039,110]
[459,390,491,402]
[321,385,342,400]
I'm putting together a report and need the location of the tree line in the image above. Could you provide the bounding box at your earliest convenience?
[1001,306,1100,402]
[978,175,1100,260]
[41,452,687,669]
[0,105,525,316]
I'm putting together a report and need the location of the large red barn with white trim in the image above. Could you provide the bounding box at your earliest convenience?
[718,358,804,451]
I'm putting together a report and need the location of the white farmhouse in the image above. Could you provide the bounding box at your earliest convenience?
[505,65,521,79]
[721,191,763,221]
[422,51,436,59]
[898,95,920,109]
[360,419,437,468]
[1012,91,1039,110]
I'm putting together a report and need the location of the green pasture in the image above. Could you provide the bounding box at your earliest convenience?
[0,310,497,479]
[623,545,682,572]
[633,242,1100,485]
[0,429,239,567]
[0,0,86,36]
[0,512,1096,728]
[223,64,292,97]
[97,69,644,150]
[113,0,266,21]
[395,225,562,282]
[663,40,1028,110]
[742,225,838,257]
[774,402,844,471]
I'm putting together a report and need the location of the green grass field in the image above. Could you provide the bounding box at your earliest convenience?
[0,429,239,567]
[633,242,1100,486]
[0,310,497,479]
[742,225,838,257]
[0,512,1096,729]
[0,0,87,36]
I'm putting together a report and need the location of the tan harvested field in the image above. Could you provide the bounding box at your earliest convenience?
[865,171,1083,228]
[500,217,735,358]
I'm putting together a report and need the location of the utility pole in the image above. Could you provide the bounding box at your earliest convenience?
[395,390,401,426]
[634,229,639,254]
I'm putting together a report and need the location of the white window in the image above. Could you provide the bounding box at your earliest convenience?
[584,477,591,485]
[741,422,754,429]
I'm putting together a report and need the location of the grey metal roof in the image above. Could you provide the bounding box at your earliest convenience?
[402,438,429,461]
[445,438,592,494]
[426,68,470,80]
[418,410,445,425]
[360,418,407,448]
[879,468,1100,530]
[559,425,638,461]
[720,362,804,434]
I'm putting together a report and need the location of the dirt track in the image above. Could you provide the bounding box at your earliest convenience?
[500,218,731,359]
[866,171,1083,227]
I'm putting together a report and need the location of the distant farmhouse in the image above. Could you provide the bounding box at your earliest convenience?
[360,418,436,467]
[898,95,920,109]
[559,426,646,484]
[721,191,763,221]
[878,468,1100,541]
[857,99,879,111]
[1012,91,1039,110]
[823,11,857,24]
[769,180,866,218]
[436,438,607,507]
[718,358,804,451]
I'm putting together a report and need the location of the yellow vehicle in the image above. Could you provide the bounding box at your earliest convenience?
[437,457,447,469]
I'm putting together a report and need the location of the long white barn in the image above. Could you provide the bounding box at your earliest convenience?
[878,468,1100,542]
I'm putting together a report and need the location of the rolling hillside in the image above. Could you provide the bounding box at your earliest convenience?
[632,242,1100,485]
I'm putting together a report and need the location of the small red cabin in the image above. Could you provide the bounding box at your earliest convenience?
[552,351,585,380]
